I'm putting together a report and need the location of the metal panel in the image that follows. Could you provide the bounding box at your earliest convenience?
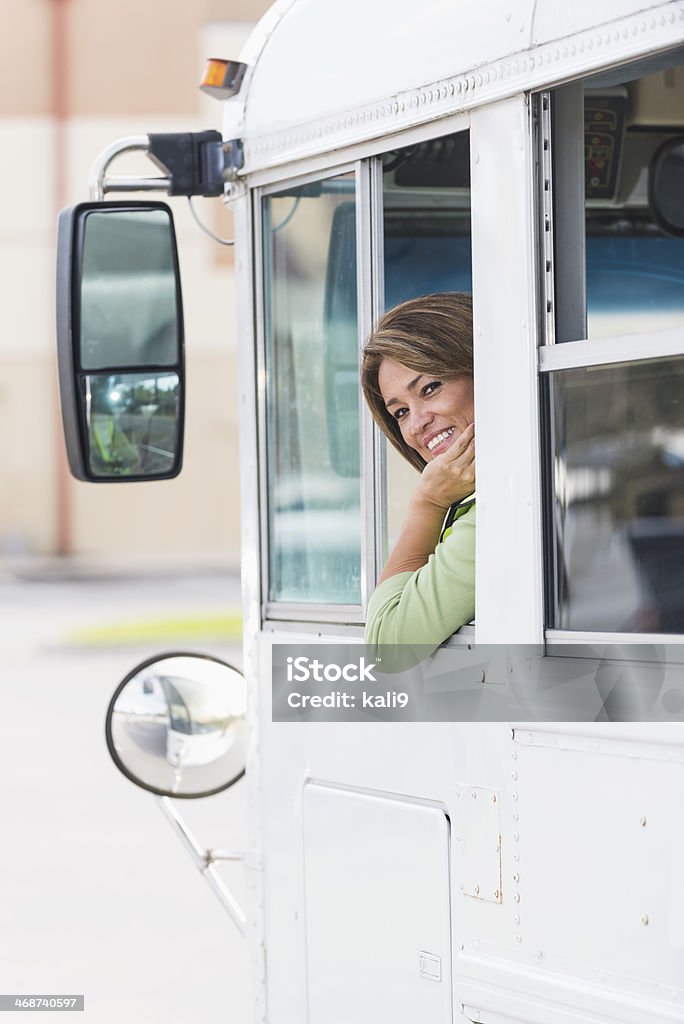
[356,159,379,612]
[539,327,684,371]
[232,186,268,1023]
[303,784,452,1024]
[230,1,684,174]
[453,785,502,904]
[470,95,545,642]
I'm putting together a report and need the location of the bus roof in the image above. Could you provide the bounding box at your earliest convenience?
[224,0,684,174]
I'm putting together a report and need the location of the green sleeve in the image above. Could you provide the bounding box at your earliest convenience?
[364,504,475,650]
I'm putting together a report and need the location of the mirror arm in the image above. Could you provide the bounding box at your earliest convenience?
[206,848,245,863]
[156,796,247,935]
[88,131,241,201]
[88,136,171,201]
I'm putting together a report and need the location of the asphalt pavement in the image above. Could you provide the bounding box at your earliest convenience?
[0,563,250,1024]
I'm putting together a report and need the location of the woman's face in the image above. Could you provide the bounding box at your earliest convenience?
[378,358,474,463]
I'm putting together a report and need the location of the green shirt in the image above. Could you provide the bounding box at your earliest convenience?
[365,501,475,651]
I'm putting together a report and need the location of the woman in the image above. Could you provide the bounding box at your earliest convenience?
[361,292,476,650]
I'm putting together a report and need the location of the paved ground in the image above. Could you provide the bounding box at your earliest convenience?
[0,564,250,1023]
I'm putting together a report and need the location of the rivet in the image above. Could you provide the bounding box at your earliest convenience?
[514,853,520,863]
[455,834,461,843]
[514,915,520,924]
[516,934,522,942]
[511,771,518,781]
[459,882,464,890]
[494,890,500,899]
[511,751,517,760]
[492,793,497,803]
[513,832,519,841]
[513,872,520,883]
[512,792,519,801]
[475,884,480,895]
[513,811,519,821]
[513,893,520,903]
[640,817,647,827]
[472,790,478,799]
[642,914,649,926]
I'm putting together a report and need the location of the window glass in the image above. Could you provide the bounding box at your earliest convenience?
[381,134,472,547]
[550,357,684,633]
[555,61,684,342]
[263,174,361,605]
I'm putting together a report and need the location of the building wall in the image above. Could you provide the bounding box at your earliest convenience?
[0,0,272,563]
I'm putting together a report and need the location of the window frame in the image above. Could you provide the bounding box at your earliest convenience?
[256,117,472,631]
[537,67,684,644]
[255,161,375,625]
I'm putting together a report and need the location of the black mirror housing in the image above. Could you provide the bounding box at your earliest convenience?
[56,201,185,482]
[649,136,684,237]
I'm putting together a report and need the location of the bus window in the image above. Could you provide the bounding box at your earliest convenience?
[262,173,361,607]
[551,358,684,632]
[544,56,684,634]
[554,64,684,343]
[380,133,472,554]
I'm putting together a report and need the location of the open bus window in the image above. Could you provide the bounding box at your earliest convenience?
[546,54,684,634]
[381,133,473,566]
[262,173,361,606]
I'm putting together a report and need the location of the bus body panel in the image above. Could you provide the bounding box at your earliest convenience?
[224,0,684,174]
[225,1,684,1020]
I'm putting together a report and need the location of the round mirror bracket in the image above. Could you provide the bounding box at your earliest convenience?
[157,796,246,935]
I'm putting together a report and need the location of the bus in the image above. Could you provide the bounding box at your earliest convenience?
[57,1,684,1021]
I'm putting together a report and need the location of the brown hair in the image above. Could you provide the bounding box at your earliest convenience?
[361,292,473,471]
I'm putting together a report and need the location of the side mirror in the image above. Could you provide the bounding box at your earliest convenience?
[649,137,684,236]
[105,653,247,798]
[56,201,185,481]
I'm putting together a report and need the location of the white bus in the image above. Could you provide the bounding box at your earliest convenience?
[58,1,684,1021]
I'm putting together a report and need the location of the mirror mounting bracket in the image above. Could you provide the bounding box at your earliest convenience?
[157,796,247,936]
[89,132,244,201]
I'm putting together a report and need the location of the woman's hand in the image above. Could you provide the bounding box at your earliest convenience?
[415,422,475,512]
[375,423,475,584]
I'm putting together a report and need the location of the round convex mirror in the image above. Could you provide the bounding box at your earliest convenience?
[106,653,246,798]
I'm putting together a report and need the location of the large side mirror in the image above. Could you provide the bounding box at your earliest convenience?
[106,653,246,798]
[56,201,185,481]
[649,136,684,236]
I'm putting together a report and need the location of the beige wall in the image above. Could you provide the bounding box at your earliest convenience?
[0,0,272,562]
[0,0,272,115]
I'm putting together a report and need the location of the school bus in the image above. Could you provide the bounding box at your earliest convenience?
[57,1,684,1021]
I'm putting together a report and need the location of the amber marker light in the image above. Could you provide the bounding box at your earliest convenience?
[200,59,248,100]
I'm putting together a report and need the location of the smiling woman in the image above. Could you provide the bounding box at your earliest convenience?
[361,292,476,649]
